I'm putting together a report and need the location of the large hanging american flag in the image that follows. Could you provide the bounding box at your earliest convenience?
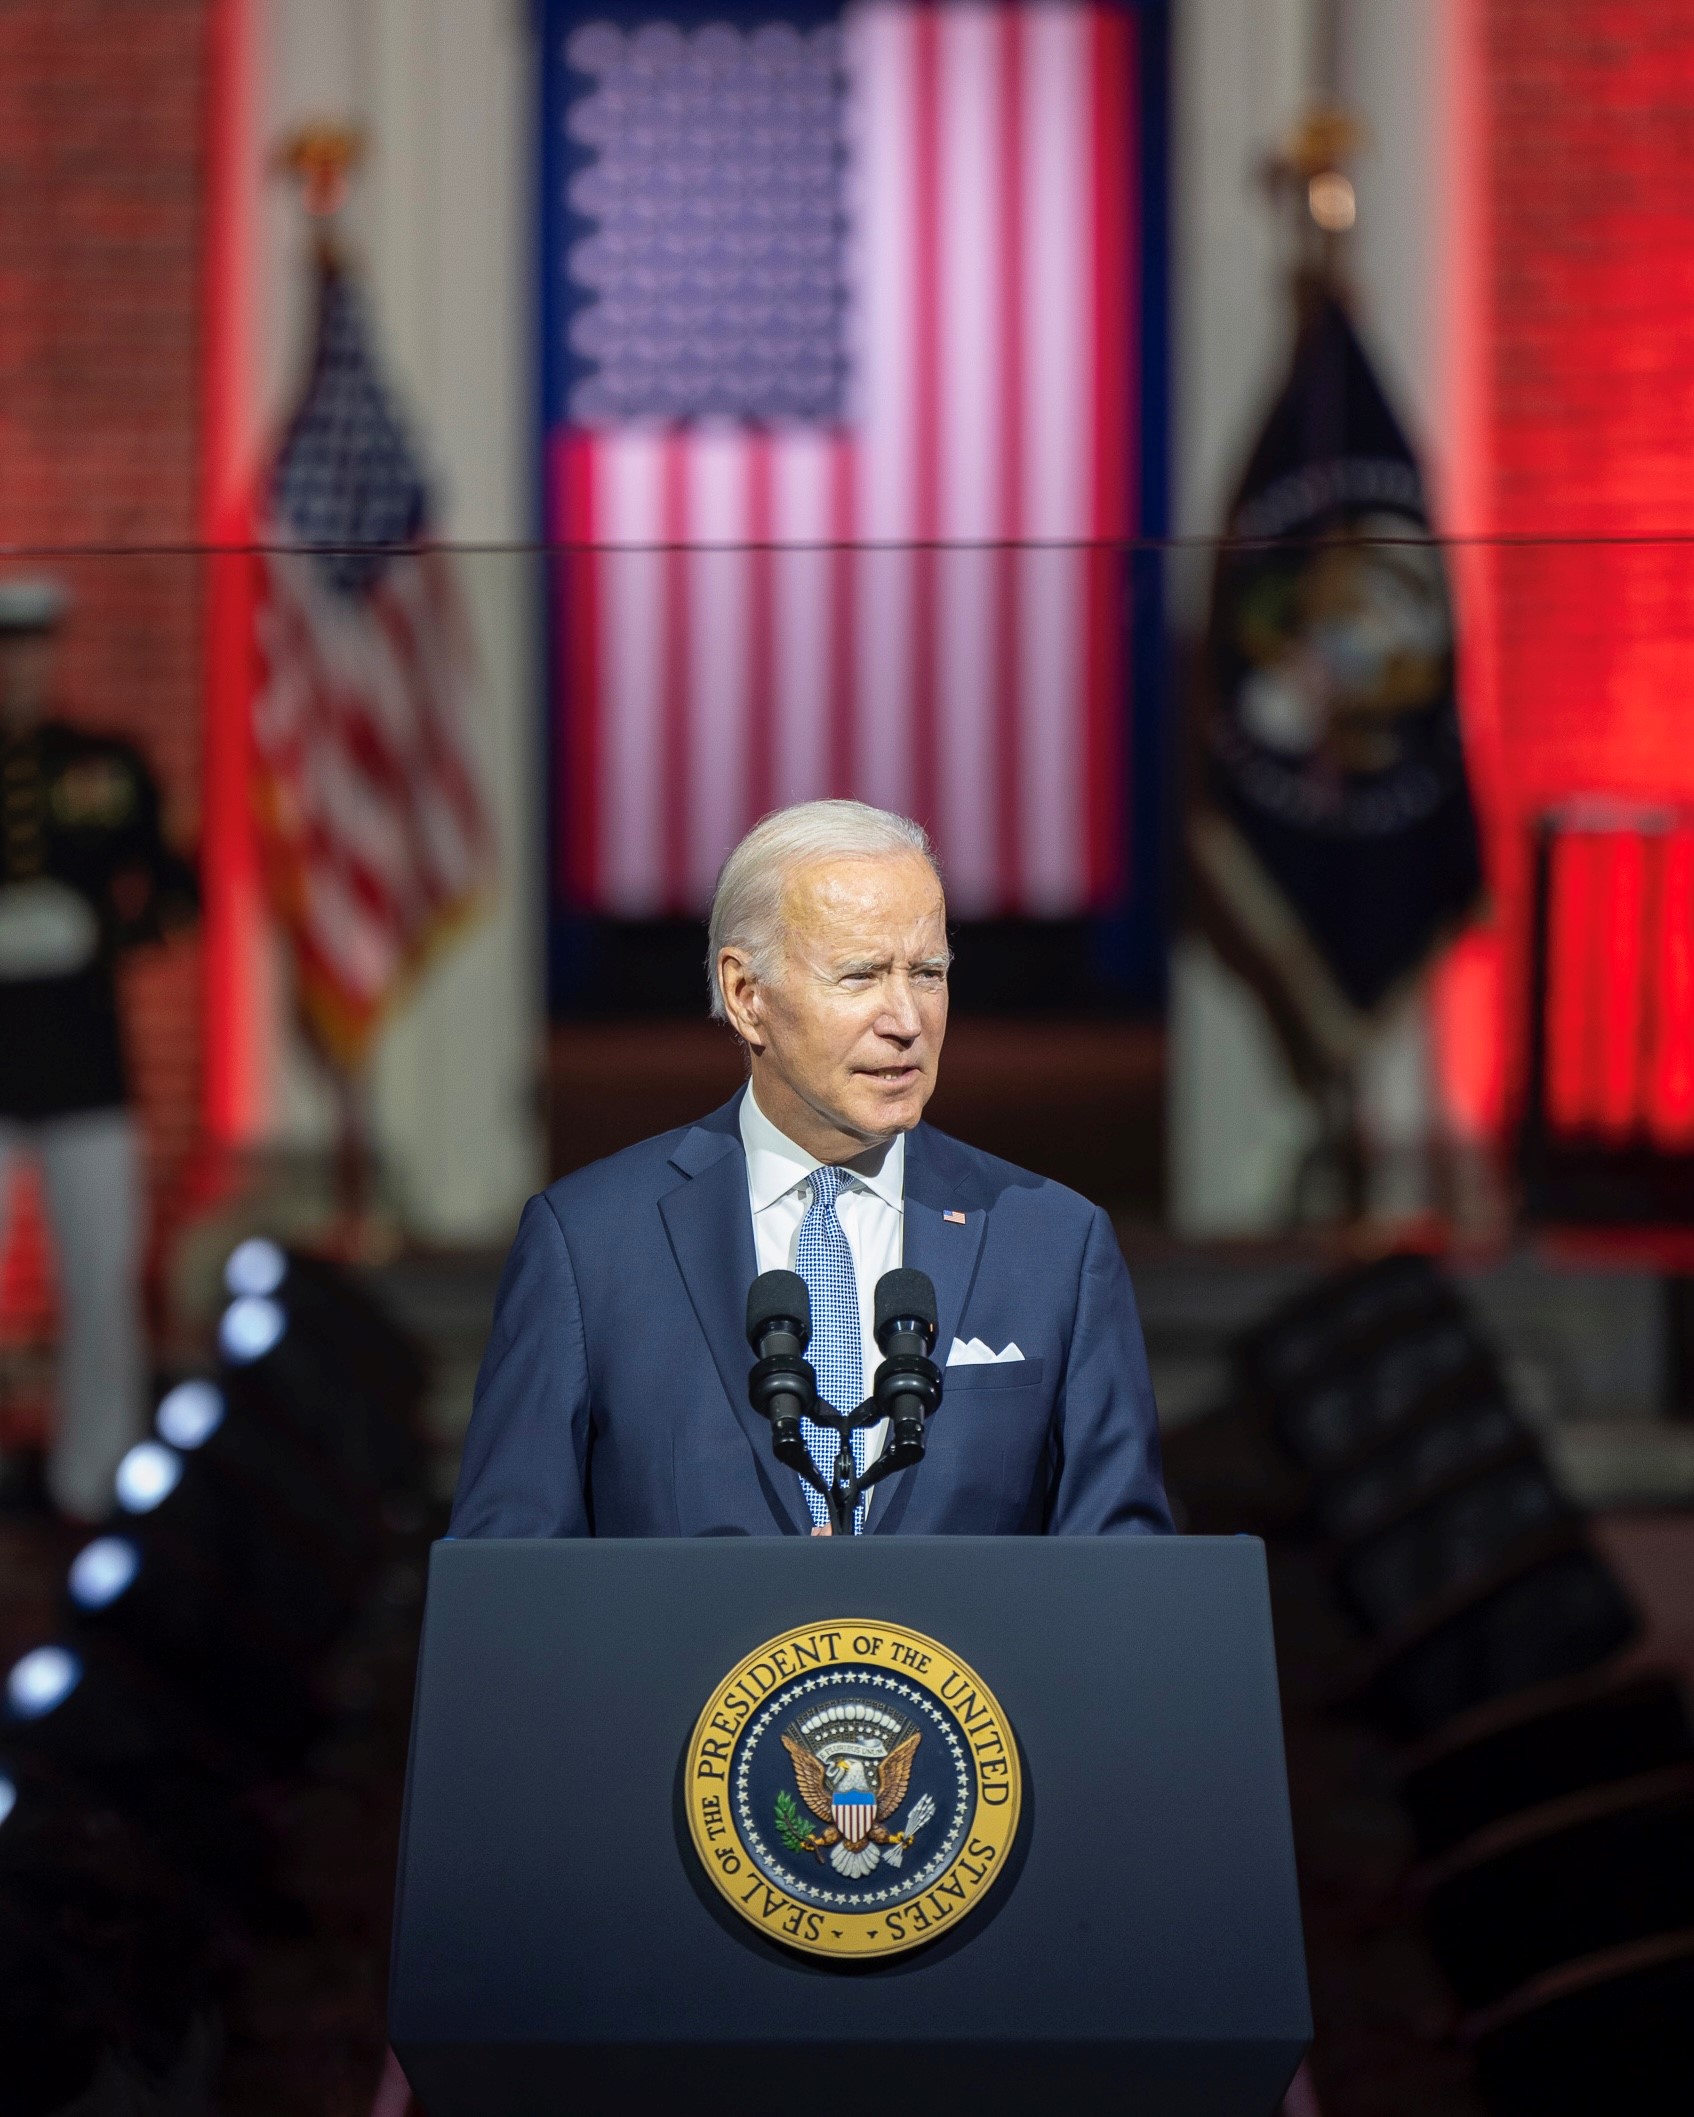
[546,2,1142,917]
[252,259,492,1068]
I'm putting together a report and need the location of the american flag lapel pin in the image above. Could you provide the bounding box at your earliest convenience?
[944,1210,967,1226]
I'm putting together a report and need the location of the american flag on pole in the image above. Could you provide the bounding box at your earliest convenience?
[252,259,492,1068]
[546,2,1141,917]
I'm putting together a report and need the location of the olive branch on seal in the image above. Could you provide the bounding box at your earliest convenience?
[774,1789,816,1853]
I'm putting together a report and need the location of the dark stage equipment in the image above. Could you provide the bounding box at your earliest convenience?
[1334,1456,1574,1635]
[1270,1312,1496,1470]
[1396,1668,1694,1858]
[151,1375,377,1591]
[1416,1766,1694,2011]
[3,1636,274,1916]
[218,1240,429,1506]
[1309,1380,1531,1542]
[109,1435,355,1660]
[1361,1545,1640,1741]
[158,1373,375,1551]
[1243,1255,1642,1745]
[63,1523,322,1763]
[34,1248,434,1833]
[0,1750,219,2116]
[1467,1928,1694,2117]
[0,1242,431,2098]
[1236,1251,1461,1405]
[1230,1250,1692,2111]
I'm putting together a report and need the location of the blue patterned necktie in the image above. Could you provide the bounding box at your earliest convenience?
[795,1164,866,1532]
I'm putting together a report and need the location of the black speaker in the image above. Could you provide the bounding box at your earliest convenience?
[1311,1383,1528,1543]
[2,1636,274,1916]
[1237,1251,1456,1402]
[62,1526,323,1763]
[1397,1670,1694,1858]
[1272,1318,1496,1469]
[1417,1767,1694,2009]
[1336,1457,1572,1635]
[1468,1929,1694,2117]
[0,1750,218,2115]
[218,1245,428,1503]
[158,1373,379,1564]
[1365,1546,1640,1741]
[108,1439,356,1659]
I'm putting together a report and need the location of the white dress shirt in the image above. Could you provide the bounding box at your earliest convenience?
[739,1085,904,1517]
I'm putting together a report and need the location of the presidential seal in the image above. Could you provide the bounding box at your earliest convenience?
[685,1619,1021,1960]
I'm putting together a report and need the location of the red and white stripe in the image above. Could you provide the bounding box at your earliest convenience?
[554,0,1137,918]
[252,542,491,1058]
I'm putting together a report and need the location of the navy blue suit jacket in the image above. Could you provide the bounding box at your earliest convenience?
[450,1093,1172,1538]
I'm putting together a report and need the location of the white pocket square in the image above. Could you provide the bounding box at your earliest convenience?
[946,1337,1025,1367]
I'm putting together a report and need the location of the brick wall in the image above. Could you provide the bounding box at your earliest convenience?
[1477,0,1694,1105]
[1485,0,1694,779]
[0,0,210,1345]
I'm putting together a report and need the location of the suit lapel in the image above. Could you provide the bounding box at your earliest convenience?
[872,1123,988,1534]
[658,1102,813,1536]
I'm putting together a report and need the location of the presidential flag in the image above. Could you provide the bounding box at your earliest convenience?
[1192,286,1482,1078]
[251,258,492,1069]
[544,2,1144,917]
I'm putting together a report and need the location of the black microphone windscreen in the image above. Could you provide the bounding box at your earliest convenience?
[875,1269,937,1336]
[747,1270,811,1351]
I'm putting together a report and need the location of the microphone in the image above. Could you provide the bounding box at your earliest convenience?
[874,1268,937,1358]
[747,1271,810,1361]
[872,1269,942,1469]
[746,1271,817,1469]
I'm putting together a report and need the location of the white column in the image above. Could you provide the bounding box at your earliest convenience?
[1167,0,1455,1234]
[1168,0,1316,1236]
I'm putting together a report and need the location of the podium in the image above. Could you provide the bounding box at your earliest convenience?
[391,1536,1310,2116]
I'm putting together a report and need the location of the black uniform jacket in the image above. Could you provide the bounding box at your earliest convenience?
[0,721,198,1118]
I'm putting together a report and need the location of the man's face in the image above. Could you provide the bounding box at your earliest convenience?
[0,634,53,733]
[723,851,950,1154]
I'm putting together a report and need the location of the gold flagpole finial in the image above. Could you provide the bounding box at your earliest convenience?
[274,122,366,222]
[1260,106,1364,290]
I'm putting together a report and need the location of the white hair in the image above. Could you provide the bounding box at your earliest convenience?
[707,799,942,1020]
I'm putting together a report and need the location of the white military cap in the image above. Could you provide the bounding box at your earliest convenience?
[0,578,69,632]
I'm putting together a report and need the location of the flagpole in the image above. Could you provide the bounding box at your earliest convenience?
[327,1060,377,1257]
[255,117,492,1264]
[1263,12,1372,1231]
[272,123,388,1261]
[1310,0,1345,110]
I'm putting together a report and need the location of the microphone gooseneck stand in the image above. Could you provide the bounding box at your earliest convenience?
[746,1268,944,1536]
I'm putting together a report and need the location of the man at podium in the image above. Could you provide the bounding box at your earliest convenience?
[452,800,1171,1540]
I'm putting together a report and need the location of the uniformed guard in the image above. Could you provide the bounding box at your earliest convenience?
[0,579,199,1521]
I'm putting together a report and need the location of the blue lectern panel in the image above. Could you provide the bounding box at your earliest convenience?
[392,1536,1309,2115]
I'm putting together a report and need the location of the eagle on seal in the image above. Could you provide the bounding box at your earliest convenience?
[781,1707,934,1879]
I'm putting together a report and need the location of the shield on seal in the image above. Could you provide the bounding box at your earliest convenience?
[832,1785,875,1848]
